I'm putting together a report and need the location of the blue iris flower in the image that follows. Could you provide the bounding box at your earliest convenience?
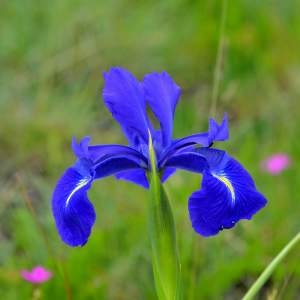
[52,67,267,247]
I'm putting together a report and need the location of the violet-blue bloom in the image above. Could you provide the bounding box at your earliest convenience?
[52,67,267,246]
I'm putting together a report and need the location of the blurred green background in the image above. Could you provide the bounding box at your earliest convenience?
[1,0,299,299]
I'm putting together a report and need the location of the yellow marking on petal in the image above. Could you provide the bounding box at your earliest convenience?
[213,174,235,203]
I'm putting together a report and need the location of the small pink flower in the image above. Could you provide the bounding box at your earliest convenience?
[261,153,291,175]
[21,266,52,284]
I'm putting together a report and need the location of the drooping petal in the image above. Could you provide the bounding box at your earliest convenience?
[188,150,267,236]
[115,169,149,188]
[115,167,177,188]
[53,153,145,246]
[72,136,148,167]
[143,72,181,146]
[208,113,229,145]
[89,144,147,166]
[94,156,144,179]
[103,67,150,146]
[158,132,209,166]
[194,147,228,172]
[163,152,208,174]
[159,114,229,165]
[161,167,177,183]
[52,163,95,247]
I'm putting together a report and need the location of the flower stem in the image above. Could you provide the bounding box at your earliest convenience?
[32,286,41,300]
[242,231,300,300]
[210,0,227,118]
[148,133,182,300]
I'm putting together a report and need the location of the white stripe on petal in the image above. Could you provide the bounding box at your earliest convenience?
[65,178,90,207]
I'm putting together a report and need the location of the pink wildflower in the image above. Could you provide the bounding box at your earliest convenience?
[261,153,291,175]
[21,266,52,284]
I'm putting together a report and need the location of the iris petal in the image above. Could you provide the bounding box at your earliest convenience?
[94,156,143,179]
[88,144,147,166]
[161,167,177,183]
[163,152,208,174]
[72,136,148,167]
[115,169,149,188]
[52,165,95,247]
[103,67,150,146]
[158,132,209,166]
[208,113,229,145]
[159,114,229,165]
[72,136,91,159]
[143,72,181,146]
[188,152,267,236]
[53,154,145,246]
[115,167,177,188]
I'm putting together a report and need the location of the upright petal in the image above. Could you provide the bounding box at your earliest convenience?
[52,162,95,247]
[143,72,181,146]
[72,136,91,159]
[103,67,150,146]
[208,113,229,145]
[188,150,267,236]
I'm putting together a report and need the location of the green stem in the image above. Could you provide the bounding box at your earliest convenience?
[32,286,41,300]
[210,0,227,118]
[242,231,300,300]
[148,133,182,300]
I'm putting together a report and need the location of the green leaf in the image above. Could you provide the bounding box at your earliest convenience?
[242,231,300,300]
[147,132,182,300]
